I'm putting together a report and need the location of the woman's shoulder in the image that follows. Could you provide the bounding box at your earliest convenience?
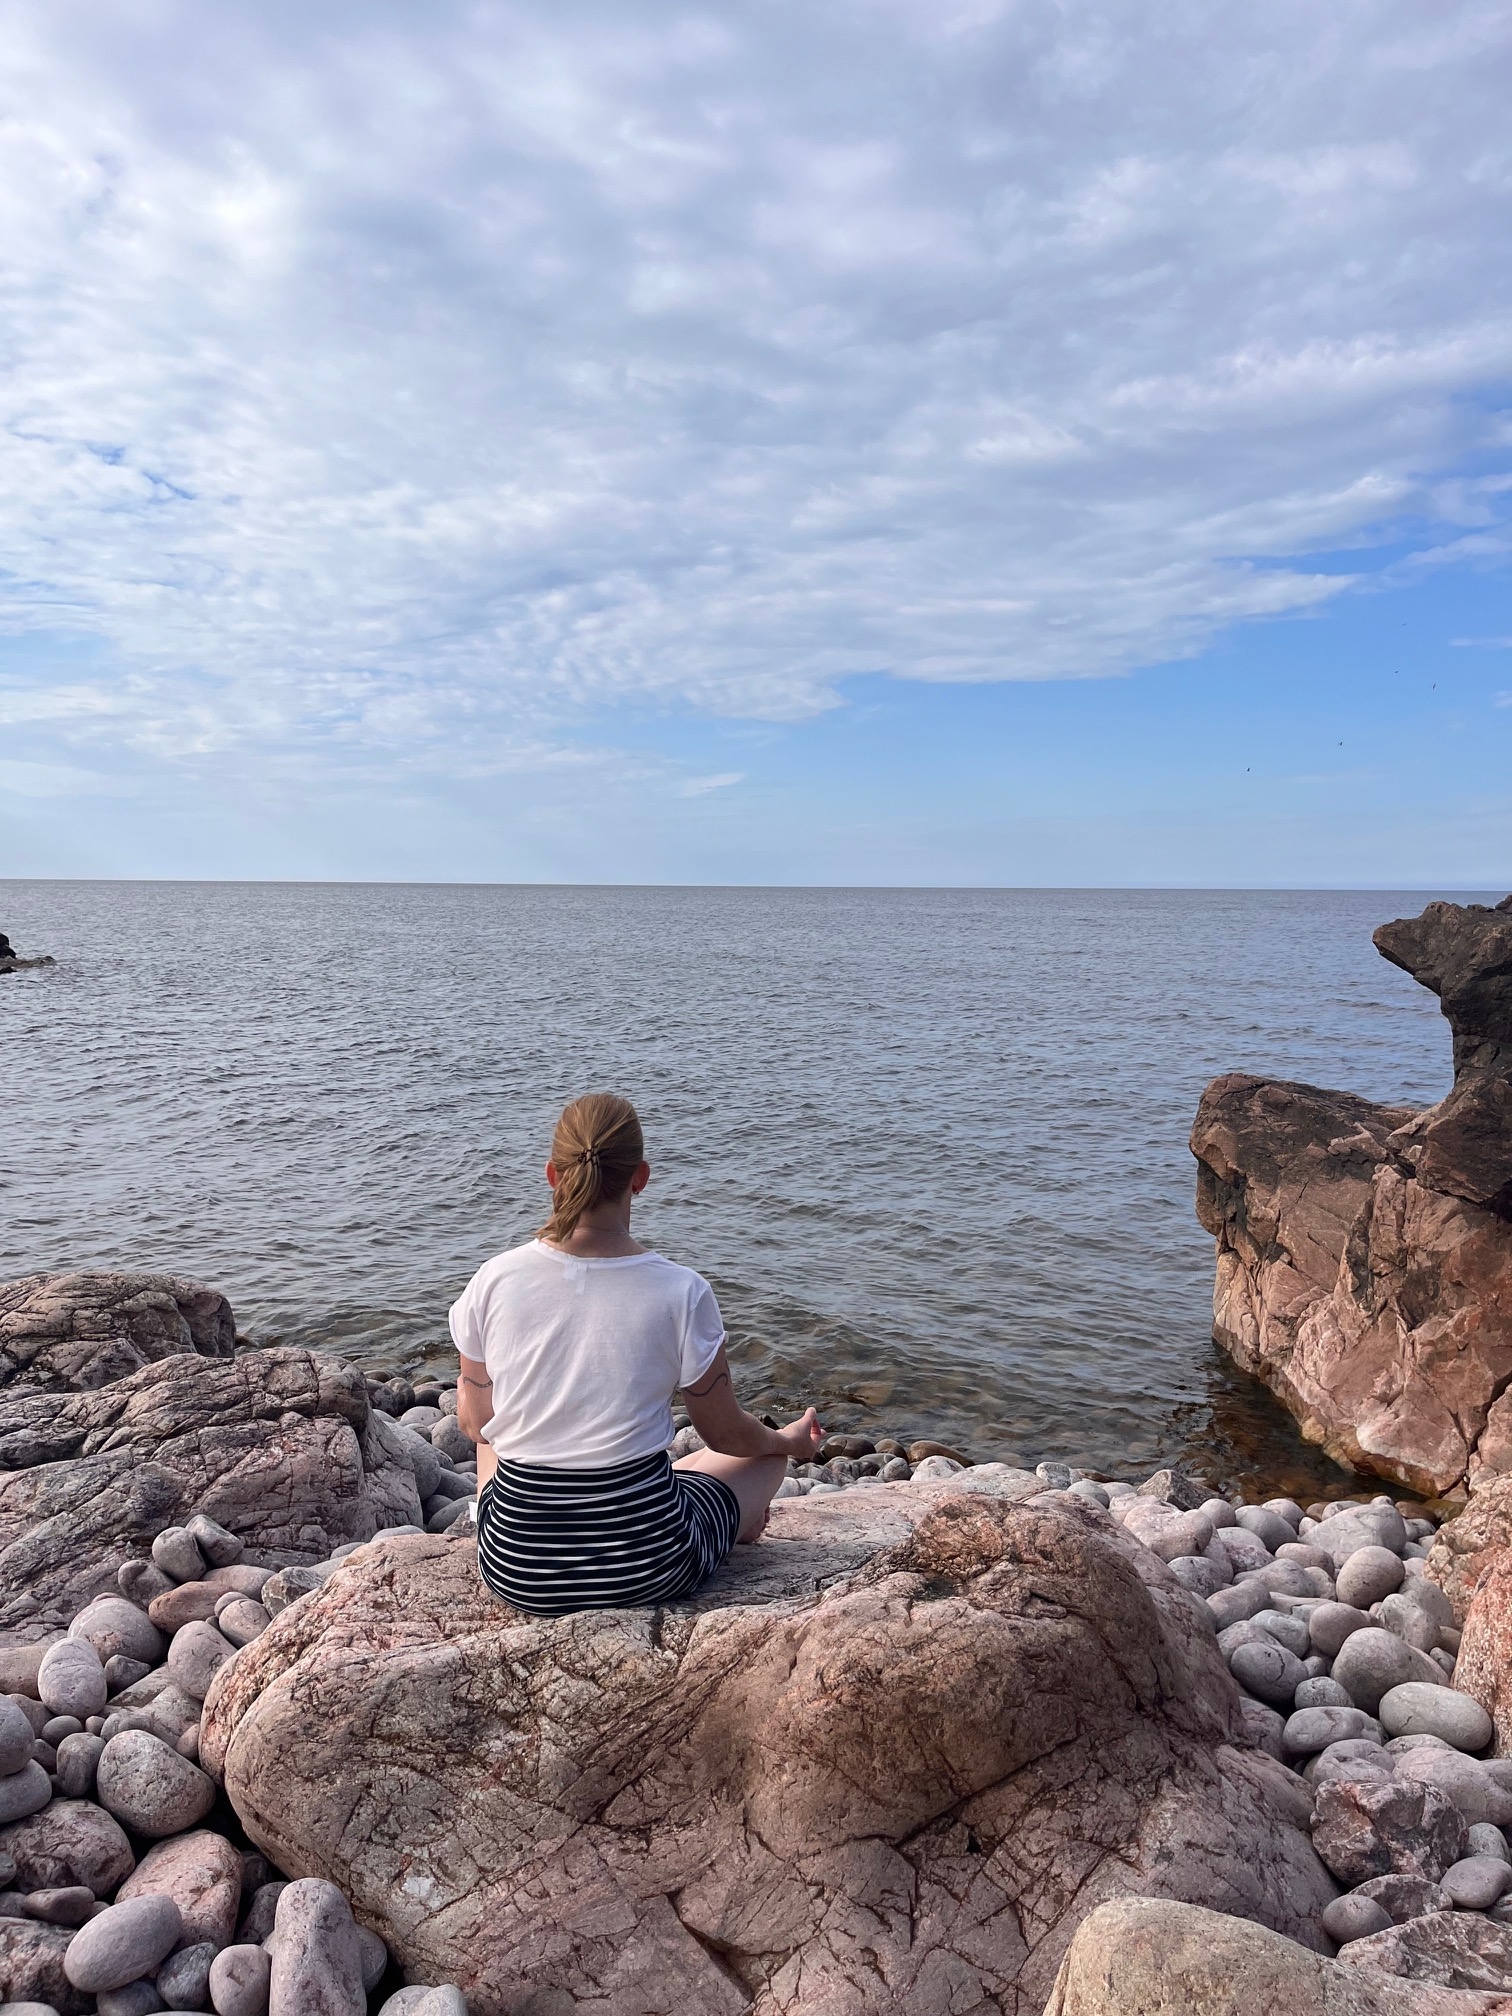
[459,1239,553,1297]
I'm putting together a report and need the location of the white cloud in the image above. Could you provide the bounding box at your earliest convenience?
[0,0,1508,772]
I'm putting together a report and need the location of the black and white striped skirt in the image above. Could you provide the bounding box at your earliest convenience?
[476,1450,742,1616]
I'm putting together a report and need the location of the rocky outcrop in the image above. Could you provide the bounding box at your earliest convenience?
[1449,1530,1512,1756]
[1043,1897,1512,2015]
[202,1477,1339,2015]
[0,1271,236,1391]
[1426,1475,1512,1617]
[0,1347,425,1637]
[1192,898,1512,1498]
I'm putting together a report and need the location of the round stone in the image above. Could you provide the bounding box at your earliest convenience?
[1469,1822,1512,1864]
[1206,1581,1271,1630]
[1377,1593,1440,1652]
[68,1599,164,1671]
[0,1698,35,1776]
[1331,1628,1445,1714]
[54,1732,106,1800]
[216,1600,272,1650]
[1276,1542,1334,1574]
[1234,1506,1296,1554]
[167,1623,236,1706]
[1229,1637,1309,1709]
[1164,1555,1227,1598]
[98,1984,166,2016]
[1263,1498,1306,1529]
[1355,1873,1450,1922]
[209,1942,272,2016]
[1337,1547,1406,1609]
[1214,1528,1272,1573]
[1294,1677,1353,1711]
[1198,1497,1237,1529]
[0,1761,52,1824]
[1253,1609,1311,1658]
[95,1730,217,1839]
[185,1513,244,1568]
[37,1641,107,1722]
[1378,1683,1493,1752]
[1282,1705,1375,1758]
[63,1892,182,1992]
[157,1938,217,2007]
[1441,1855,1512,1910]
[1309,1602,1372,1658]
[1321,1893,1392,1944]
[151,1528,208,1584]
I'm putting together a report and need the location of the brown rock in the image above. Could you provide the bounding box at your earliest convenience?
[1192,899,1512,1499]
[1044,1895,1512,2015]
[1427,1476,1512,1620]
[0,1349,425,1636]
[905,1439,969,1465]
[203,1486,1338,2013]
[0,1915,88,2013]
[1450,1542,1512,1756]
[0,1798,135,1896]
[1312,1774,1469,1886]
[117,1829,243,1949]
[149,1582,224,1630]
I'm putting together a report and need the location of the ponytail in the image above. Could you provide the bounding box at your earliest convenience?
[539,1093,644,1246]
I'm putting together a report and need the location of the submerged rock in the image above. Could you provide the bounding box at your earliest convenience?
[202,1484,1337,2012]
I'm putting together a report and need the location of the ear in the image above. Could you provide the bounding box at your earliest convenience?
[545,1160,559,1189]
[630,1160,651,1195]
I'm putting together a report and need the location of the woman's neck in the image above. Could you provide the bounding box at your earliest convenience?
[545,1204,646,1259]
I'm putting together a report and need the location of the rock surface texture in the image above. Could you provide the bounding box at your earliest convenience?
[0,1346,426,1636]
[203,1481,1339,2016]
[1191,897,1512,1497]
[1043,1897,1512,2015]
[0,1271,235,1392]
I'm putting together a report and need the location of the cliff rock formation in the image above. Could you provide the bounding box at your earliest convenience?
[201,1481,1338,2016]
[1191,898,1512,1499]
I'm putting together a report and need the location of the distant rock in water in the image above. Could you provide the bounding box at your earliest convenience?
[0,926,54,972]
[1191,896,1512,1500]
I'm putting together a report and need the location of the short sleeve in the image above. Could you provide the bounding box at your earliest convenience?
[448,1271,486,1363]
[679,1275,726,1387]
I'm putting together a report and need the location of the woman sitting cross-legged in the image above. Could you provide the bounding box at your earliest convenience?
[451,1092,824,1616]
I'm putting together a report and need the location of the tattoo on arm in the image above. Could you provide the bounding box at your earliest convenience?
[459,1370,491,1390]
[684,1368,730,1400]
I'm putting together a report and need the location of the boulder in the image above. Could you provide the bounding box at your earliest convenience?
[0,1350,425,1637]
[95,1730,216,1838]
[1428,1476,1512,1620]
[62,1893,181,1993]
[1448,1546,1512,1755]
[1312,1774,1469,1885]
[0,1272,235,1393]
[116,1830,243,1949]
[0,1918,85,2015]
[203,1486,1340,2012]
[1339,1910,1512,1992]
[0,1800,134,1896]
[1191,899,1512,1499]
[1042,1895,1512,2015]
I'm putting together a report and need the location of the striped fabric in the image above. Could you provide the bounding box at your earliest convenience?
[476,1449,741,1616]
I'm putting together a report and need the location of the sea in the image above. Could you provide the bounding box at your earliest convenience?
[1,883,1493,1499]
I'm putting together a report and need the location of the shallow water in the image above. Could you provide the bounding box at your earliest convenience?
[1,883,1487,1498]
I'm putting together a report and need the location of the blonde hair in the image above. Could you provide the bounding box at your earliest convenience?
[539,1093,645,1246]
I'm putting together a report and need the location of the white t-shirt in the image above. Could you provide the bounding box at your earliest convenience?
[447,1240,726,1468]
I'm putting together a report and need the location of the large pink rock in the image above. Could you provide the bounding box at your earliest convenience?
[116,1829,244,1948]
[203,1482,1338,2016]
[0,1271,235,1392]
[1191,897,1512,1498]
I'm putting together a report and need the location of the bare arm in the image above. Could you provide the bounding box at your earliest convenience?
[682,1344,823,1462]
[457,1354,493,1445]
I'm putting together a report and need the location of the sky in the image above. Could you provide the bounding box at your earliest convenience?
[1,0,1510,886]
